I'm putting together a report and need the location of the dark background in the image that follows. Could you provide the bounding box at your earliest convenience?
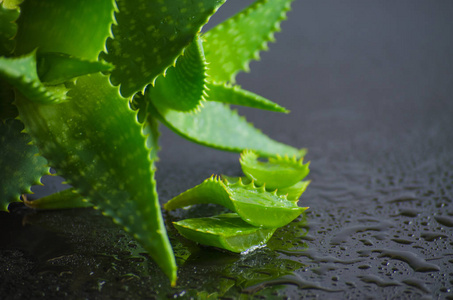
[160,0,453,166]
[2,1,453,298]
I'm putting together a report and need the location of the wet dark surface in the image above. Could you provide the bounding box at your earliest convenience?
[2,1,453,299]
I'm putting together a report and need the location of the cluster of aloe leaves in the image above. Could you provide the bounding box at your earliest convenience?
[0,0,307,285]
[167,150,310,253]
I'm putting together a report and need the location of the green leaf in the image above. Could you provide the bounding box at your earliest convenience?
[240,150,310,190]
[149,100,305,158]
[37,52,113,85]
[274,180,310,201]
[206,82,289,113]
[1,0,23,9]
[203,0,294,83]
[0,4,19,56]
[0,118,50,211]
[165,176,307,228]
[131,92,161,162]
[0,52,67,103]
[14,0,115,60]
[15,73,176,284]
[221,175,310,201]
[143,111,161,162]
[173,213,276,253]
[147,37,207,112]
[101,0,226,97]
[23,188,92,210]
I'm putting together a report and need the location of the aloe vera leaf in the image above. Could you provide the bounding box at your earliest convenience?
[173,213,277,253]
[147,37,207,112]
[240,150,310,190]
[15,73,176,284]
[206,82,288,113]
[2,0,23,9]
[37,52,113,85]
[0,118,50,211]
[131,92,161,162]
[101,0,225,97]
[0,4,19,56]
[23,188,92,210]
[203,0,294,83]
[275,180,311,201]
[0,80,49,211]
[14,0,115,61]
[165,176,307,228]
[149,100,305,158]
[0,52,68,103]
[221,175,310,201]
[143,112,161,162]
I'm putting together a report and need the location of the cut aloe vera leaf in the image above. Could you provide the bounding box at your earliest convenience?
[102,0,225,97]
[14,0,115,61]
[276,180,311,201]
[149,100,305,158]
[0,52,67,103]
[203,0,294,83]
[147,37,207,112]
[206,82,288,113]
[165,176,307,228]
[0,118,50,212]
[173,213,277,253]
[23,188,92,210]
[221,175,310,201]
[15,73,176,284]
[37,52,113,85]
[240,150,310,190]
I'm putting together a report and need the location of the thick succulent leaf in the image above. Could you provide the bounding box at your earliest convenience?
[0,52,67,103]
[23,188,92,210]
[206,82,288,113]
[101,0,226,97]
[15,73,176,284]
[147,37,207,112]
[240,150,310,190]
[275,180,310,201]
[0,80,49,211]
[149,100,305,158]
[0,118,50,211]
[0,4,19,56]
[221,175,310,201]
[143,111,161,162]
[173,213,276,253]
[131,92,161,161]
[14,0,115,60]
[2,0,23,9]
[164,176,307,228]
[37,52,113,85]
[203,0,294,83]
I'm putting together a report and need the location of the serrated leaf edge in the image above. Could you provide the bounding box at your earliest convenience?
[204,0,293,83]
[106,2,224,99]
[1,117,51,212]
[0,51,68,103]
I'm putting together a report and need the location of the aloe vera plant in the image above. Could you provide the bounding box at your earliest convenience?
[0,0,306,284]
